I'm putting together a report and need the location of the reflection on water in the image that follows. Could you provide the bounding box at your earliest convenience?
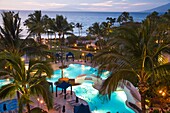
[73,81,134,113]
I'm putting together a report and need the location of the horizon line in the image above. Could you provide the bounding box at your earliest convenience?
[0,9,166,13]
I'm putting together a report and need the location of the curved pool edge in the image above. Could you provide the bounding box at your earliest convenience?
[72,81,135,113]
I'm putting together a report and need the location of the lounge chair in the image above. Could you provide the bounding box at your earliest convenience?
[67,98,76,102]
[69,100,77,104]
[54,103,61,111]
[71,102,81,106]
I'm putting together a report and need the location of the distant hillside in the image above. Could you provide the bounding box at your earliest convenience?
[145,3,170,12]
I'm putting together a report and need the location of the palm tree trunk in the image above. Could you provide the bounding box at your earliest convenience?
[140,92,146,113]
[17,91,20,100]
[78,28,80,37]
[138,81,148,113]
[38,33,41,44]
[24,86,31,113]
[26,103,31,113]
[58,32,64,78]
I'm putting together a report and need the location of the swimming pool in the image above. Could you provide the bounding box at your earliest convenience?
[0,64,134,113]
[47,64,110,83]
[0,79,11,88]
[48,64,134,113]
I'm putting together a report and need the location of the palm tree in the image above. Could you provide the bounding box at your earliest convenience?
[53,15,73,41]
[106,17,116,26]
[76,23,83,37]
[146,11,159,20]
[117,12,134,25]
[87,22,102,37]
[0,11,25,54]
[24,11,49,44]
[93,18,170,113]
[87,22,110,50]
[49,15,73,78]
[87,22,104,49]
[0,52,53,113]
[0,11,53,60]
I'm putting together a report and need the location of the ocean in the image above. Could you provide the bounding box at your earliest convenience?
[0,10,150,37]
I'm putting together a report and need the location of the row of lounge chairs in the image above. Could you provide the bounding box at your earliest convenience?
[67,97,80,106]
[53,96,81,112]
[54,103,62,111]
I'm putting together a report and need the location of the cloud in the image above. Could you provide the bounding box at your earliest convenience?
[131,3,151,6]
[112,2,128,5]
[22,1,68,9]
[80,1,113,7]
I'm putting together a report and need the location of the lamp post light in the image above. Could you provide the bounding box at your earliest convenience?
[40,100,44,108]
[159,90,166,97]
[82,53,84,57]
[81,53,85,62]
[37,98,44,108]
[74,43,77,47]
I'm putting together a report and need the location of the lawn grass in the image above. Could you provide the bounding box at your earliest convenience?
[48,46,95,60]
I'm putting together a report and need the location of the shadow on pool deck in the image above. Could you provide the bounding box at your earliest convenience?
[42,91,88,113]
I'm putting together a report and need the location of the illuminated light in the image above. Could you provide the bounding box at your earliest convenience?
[146,99,150,103]
[162,92,165,96]
[94,51,97,53]
[37,98,40,101]
[86,45,89,49]
[25,65,29,70]
[47,55,51,58]
[82,53,85,56]
[56,46,59,48]
[5,66,7,69]
[6,78,10,82]
[80,49,82,51]
[74,43,77,47]
[40,100,43,104]
[21,57,25,61]
[156,40,158,43]
[94,47,96,50]
[159,90,162,93]
[156,40,163,44]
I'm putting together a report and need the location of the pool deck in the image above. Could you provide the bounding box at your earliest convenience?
[50,60,93,71]
[43,61,94,113]
[31,91,88,113]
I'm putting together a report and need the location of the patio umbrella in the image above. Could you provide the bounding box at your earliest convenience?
[85,53,94,63]
[74,104,91,113]
[55,81,72,99]
[66,52,74,62]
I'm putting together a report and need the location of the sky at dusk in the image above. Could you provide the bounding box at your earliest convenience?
[0,0,169,12]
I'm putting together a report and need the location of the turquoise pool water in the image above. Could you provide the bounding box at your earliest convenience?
[0,79,11,88]
[48,64,134,113]
[73,81,134,113]
[47,64,110,83]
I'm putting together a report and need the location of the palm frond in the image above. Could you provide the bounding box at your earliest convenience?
[0,83,16,99]
[30,80,53,110]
